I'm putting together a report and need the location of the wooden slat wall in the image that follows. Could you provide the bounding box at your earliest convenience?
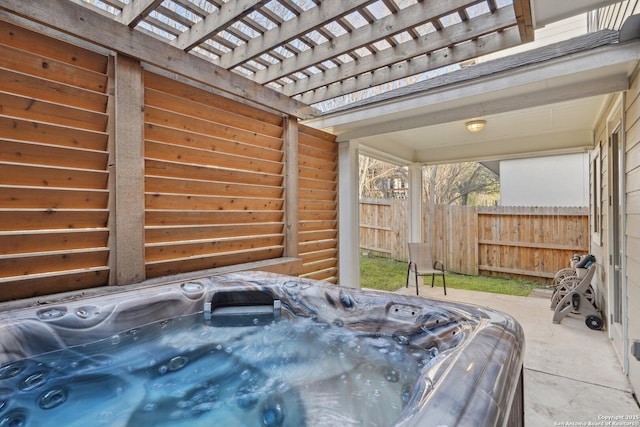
[0,21,110,300]
[298,124,338,282]
[143,72,286,278]
[0,18,343,300]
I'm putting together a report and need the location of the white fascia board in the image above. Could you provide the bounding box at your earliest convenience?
[352,73,628,142]
[306,40,640,139]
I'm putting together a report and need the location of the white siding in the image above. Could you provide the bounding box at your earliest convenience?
[590,114,610,324]
[624,68,640,393]
[500,153,589,207]
[591,73,640,394]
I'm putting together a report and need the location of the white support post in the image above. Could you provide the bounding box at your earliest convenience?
[408,163,423,243]
[338,140,360,288]
[408,163,423,287]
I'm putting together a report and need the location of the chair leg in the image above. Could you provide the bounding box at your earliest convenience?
[431,274,435,288]
[414,267,419,295]
[406,262,411,288]
[442,273,446,296]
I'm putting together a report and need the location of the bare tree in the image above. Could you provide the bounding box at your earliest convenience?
[422,162,499,244]
[359,155,407,199]
[424,164,439,246]
[422,162,498,206]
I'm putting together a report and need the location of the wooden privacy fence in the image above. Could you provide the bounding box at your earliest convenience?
[433,205,590,281]
[360,201,590,282]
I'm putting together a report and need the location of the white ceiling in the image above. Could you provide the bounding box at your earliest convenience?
[356,97,605,164]
[303,0,640,166]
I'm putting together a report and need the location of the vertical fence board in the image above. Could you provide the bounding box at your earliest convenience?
[433,205,478,276]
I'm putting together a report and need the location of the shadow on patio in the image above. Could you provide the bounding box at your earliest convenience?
[394,284,640,425]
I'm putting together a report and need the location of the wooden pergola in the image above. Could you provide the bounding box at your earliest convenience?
[2,0,533,117]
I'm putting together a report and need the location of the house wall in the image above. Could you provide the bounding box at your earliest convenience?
[0,18,339,301]
[589,1,640,31]
[591,96,614,314]
[499,153,590,207]
[624,66,640,394]
[591,69,640,394]
[588,0,640,394]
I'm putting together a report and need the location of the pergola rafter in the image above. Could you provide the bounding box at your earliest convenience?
[217,0,376,70]
[119,0,164,28]
[253,0,486,84]
[171,0,269,51]
[282,3,518,99]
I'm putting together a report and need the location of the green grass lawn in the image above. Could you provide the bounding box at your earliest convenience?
[360,254,545,296]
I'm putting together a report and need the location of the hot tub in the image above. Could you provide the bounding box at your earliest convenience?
[0,271,524,427]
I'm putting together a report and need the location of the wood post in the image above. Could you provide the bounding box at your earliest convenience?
[113,54,145,285]
[283,116,299,258]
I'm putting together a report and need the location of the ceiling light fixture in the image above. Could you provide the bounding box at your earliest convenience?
[465,119,486,133]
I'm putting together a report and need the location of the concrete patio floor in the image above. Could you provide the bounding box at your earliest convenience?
[394,283,640,426]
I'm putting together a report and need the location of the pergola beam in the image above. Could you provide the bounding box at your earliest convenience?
[119,0,164,28]
[172,0,268,51]
[253,0,482,85]
[513,0,535,43]
[285,6,517,99]
[0,0,315,119]
[217,0,374,70]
